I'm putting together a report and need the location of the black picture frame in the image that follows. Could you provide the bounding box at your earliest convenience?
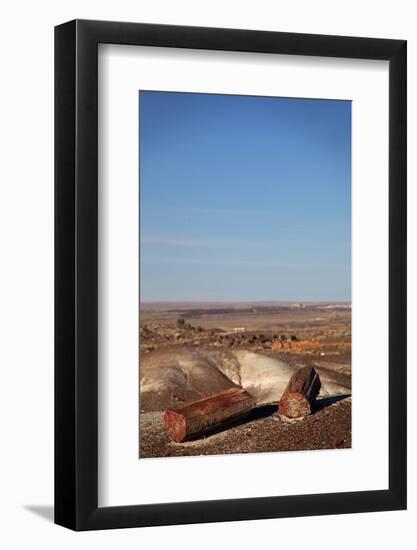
[55,19,407,531]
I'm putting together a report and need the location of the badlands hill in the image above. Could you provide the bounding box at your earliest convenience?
[140,345,351,412]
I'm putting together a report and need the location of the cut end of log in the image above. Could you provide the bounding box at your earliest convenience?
[163,410,187,443]
[279,366,321,419]
[164,388,255,442]
[279,391,311,418]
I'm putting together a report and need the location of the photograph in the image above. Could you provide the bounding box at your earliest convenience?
[139,91,352,458]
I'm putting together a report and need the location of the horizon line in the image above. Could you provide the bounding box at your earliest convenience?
[140,299,352,304]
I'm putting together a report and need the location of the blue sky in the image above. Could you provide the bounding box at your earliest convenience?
[140,91,351,302]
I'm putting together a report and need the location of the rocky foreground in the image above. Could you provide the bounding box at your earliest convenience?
[140,396,351,458]
[139,320,351,457]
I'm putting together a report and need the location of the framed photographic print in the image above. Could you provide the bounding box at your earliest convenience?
[55,20,406,530]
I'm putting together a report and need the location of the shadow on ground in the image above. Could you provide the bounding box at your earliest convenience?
[183,403,278,441]
[312,394,351,413]
[24,505,54,523]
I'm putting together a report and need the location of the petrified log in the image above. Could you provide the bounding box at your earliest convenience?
[164,388,255,442]
[279,366,321,418]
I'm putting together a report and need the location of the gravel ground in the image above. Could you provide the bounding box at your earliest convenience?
[139,396,351,458]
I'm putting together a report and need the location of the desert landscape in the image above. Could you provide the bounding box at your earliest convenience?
[139,92,351,459]
[139,301,351,458]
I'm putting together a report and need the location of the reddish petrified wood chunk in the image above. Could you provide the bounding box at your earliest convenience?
[279,366,321,418]
[164,388,255,442]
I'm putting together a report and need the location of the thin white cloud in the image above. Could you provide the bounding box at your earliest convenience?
[140,234,336,249]
[141,235,281,248]
[173,206,256,216]
[141,255,345,270]
[162,207,349,236]
[141,236,210,247]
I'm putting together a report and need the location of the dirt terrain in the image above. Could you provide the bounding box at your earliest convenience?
[140,397,351,458]
[139,302,351,458]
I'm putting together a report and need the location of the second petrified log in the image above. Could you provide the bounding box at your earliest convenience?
[279,366,321,418]
[164,388,255,442]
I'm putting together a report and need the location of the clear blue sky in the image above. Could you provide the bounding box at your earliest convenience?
[139,91,351,302]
